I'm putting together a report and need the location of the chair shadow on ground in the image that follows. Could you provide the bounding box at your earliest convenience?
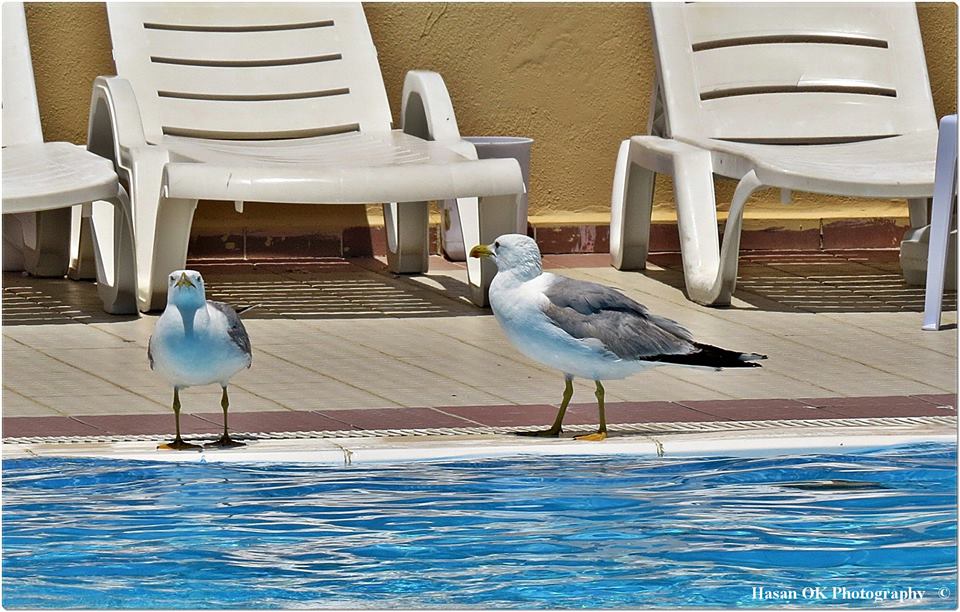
[644,251,958,314]
[4,251,955,325]
[2,274,142,325]
[1,258,486,326]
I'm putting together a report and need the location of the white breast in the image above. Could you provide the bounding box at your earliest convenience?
[150,304,250,388]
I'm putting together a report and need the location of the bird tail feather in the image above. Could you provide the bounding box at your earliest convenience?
[654,343,766,369]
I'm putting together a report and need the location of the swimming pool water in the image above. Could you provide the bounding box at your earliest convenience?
[3,443,956,609]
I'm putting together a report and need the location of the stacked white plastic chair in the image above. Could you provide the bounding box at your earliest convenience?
[610,3,939,306]
[1,2,137,314]
[92,3,525,312]
[922,115,958,331]
[2,2,68,278]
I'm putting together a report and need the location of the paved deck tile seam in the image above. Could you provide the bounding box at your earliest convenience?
[254,344,403,408]
[816,312,958,358]
[4,335,168,409]
[315,324,550,405]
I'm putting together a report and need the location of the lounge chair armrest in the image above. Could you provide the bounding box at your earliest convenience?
[87,76,150,173]
[627,135,713,176]
[400,70,463,145]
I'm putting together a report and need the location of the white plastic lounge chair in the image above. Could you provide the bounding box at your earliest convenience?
[1,2,137,314]
[610,3,939,306]
[2,2,70,278]
[922,115,958,331]
[91,3,524,312]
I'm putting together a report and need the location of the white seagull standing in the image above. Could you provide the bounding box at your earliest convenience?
[469,234,766,441]
[148,270,252,450]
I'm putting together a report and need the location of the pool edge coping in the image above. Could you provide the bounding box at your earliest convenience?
[4,417,956,465]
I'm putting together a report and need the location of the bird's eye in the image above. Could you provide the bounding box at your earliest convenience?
[197,276,202,282]
[169,275,175,281]
[494,241,500,249]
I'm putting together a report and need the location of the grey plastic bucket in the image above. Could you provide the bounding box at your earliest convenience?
[441,136,533,261]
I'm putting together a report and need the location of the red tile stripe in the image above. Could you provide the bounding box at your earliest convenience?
[2,395,954,440]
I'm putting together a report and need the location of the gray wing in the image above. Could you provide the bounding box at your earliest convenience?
[208,301,252,364]
[541,276,695,360]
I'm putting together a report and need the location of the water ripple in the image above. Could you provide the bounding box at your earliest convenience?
[3,443,957,609]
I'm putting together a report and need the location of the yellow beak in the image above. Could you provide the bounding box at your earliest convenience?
[469,244,494,259]
[174,272,195,288]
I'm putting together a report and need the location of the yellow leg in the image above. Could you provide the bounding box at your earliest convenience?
[158,388,201,451]
[517,375,574,437]
[205,386,245,449]
[575,381,608,441]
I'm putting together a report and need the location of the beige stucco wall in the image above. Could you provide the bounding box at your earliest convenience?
[367,2,654,219]
[22,2,959,234]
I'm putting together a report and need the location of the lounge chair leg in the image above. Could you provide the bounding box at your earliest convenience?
[88,185,138,314]
[610,139,656,271]
[712,170,764,305]
[384,201,429,274]
[671,148,722,305]
[901,197,932,254]
[460,193,519,306]
[68,204,97,280]
[612,139,763,307]
[923,192,955,331]
[901,197,933,287]
[907,197,930,229]
[121,148,195,313]
[923,115,958,331]
[675,160,762,306]
[143,196,197,311]
[23,209,71,277]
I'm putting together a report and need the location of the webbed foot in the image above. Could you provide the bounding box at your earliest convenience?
[158,438,202,451]
[574,431,608,442]
[204,435,246,449]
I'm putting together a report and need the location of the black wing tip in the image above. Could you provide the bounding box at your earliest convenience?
[236,304,259,316]
[654,344,766,369]
[730,351,766,368]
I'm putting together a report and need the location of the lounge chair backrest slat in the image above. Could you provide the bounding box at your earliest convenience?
[651,3,937,142]
[107,2,392,142]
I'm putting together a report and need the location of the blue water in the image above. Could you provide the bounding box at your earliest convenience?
[3,443,956,609]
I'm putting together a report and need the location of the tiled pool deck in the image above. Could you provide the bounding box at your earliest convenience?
[2,250,957,442]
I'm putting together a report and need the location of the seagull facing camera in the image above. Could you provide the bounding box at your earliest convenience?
[470,234,766,441]
[148,270,252,450]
